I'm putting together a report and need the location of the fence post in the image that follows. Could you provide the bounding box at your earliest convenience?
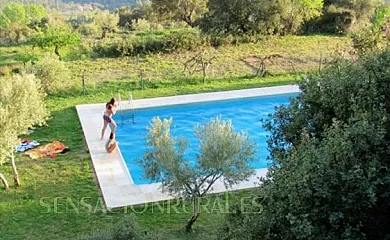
[82,70,86,96]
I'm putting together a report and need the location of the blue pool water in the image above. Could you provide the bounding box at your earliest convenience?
[113,93,297,185]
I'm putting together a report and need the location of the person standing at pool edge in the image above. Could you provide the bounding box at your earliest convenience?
[106,98,118,114]
[101,98,118,140]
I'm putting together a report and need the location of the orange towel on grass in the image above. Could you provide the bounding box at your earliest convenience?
[24,141,68,159]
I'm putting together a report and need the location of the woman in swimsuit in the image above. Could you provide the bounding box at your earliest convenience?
[101,98,119,140]
[106,98,118,114]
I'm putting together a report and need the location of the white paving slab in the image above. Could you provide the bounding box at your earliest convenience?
[76,85,300,209]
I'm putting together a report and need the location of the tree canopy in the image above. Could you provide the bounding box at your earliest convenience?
[152,0,207,27]
[200,0,324,35]
[25,53,74,94]
[0,3,48,42]
[221,50,390,240]
[94,10,119,39]
[31,26,80,58]
[0,74,48,166]
[140,116,256,231]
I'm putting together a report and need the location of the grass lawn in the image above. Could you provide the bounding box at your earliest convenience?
[0,73,300,240]
[67,35,351,86]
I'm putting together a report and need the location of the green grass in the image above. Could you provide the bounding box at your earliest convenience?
[0,73,299,240]
[66,35,350,84]
[0,44,44,67]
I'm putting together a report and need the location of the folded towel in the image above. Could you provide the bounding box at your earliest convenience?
[15,140,40,152]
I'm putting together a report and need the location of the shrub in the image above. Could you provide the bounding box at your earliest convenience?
[24,53,74,94]
[92,41,120,58]
[116,37,136,56]
[351,7,390,54]
[304,5,354,34]
[142,36,165,54]
[77,215,142,240]
[221,50,390,240]
[150,23,164,31]
[166,21,189,29]
[352,28,382,53]
[78,23,100,37]
[131,18,152,31]
[209,35,229,47]
[112,215,141,240]
[164,31,204,51]
[94,29,205,57]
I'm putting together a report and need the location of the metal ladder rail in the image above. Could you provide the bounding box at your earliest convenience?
[129,92,135,124]
[118,92,124,126]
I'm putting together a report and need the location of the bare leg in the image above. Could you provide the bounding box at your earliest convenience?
[101,121,108,140]
[110,119,117,133]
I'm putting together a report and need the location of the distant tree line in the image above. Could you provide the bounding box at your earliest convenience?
[61,0,138,9]
[1,0,387,45]
[113,0,385,36]
[0,0,66,10]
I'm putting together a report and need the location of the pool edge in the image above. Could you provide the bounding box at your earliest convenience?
[76,85,300,208]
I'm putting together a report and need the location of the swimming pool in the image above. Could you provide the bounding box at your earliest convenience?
[113,93,297,185]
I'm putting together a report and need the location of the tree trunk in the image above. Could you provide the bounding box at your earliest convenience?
[10,151,21,187]
[0,173,9,190]
[183,15,194,28]
[185,196,200,232]
[16,29,21,43]
[101,29,107,39]
[201,56,206,84]
[54,45,61,59]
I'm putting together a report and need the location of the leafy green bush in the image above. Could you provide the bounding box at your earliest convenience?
[351,7,390,54]
[116,37,135,56]
[303,5,354,34]
[200,0,322,36]
[131,18,152,31]
[115,35,164,56]
[24,53,75,94]
[96,29,205,57]
[92,41,120,58]
[112,215,141,240]
[164,31,204,51]
[78,215,142,240]
[352,28,382,53]
[221,50,390,240]
[78,23,100,37]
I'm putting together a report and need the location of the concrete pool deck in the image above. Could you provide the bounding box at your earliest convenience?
[76,85,300,209]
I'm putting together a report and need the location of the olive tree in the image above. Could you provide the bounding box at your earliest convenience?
[31,26,80,58]
[25,53,73,95]
[201,0,323,35]
[0,172,9,190]
[281,0,324,34]
[140,117,256,232]
[94,11,119,39]
[152,0,207,27]
[0,74,48,187]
